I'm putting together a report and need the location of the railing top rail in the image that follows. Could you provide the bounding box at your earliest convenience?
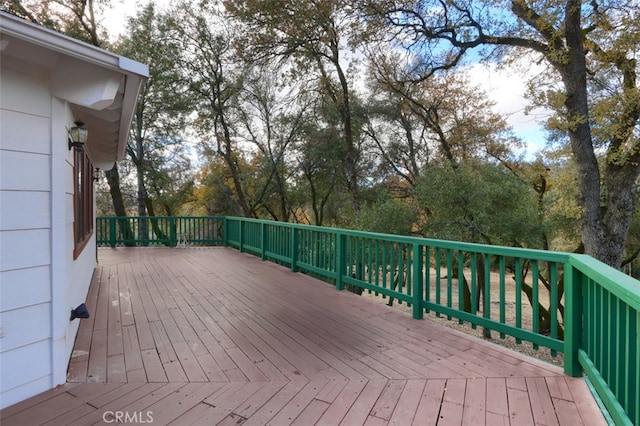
[99,216,226,219]
[223,217,571,263]
[570,254,640,310]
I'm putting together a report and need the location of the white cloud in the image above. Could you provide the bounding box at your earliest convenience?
[465,61,551,155]
[101,0,174,40]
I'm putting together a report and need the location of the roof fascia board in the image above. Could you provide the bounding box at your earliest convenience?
[0,12,149,78]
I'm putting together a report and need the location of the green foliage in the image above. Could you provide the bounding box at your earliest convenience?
[112,4,194,218]
[364,0,640,266]
[226,0,365,214]
[415,162,541,247]
[354,196,420,236]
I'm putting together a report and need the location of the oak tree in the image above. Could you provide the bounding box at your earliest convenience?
[365,0,640,267]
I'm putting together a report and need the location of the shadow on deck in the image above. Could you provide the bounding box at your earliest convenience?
[0,247,606,425]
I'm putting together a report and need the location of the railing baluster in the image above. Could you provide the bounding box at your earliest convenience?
[633,307,639,425]
[532,260,539,349]
[608,295,616,394]
[499,256,506,338]
[412,243,423,319]
[382,242,388,296]
[390,242,397,300]
[458,250,464,324]
[260,222,266,260]
[550,262,558,356]
[515,258,523,344]
[424,246,430,313]
[616,299,625,408]
[406,244,412,301]
[290,226,298,272]
[471,253,477,321]
[336,232,345,290]
[446,249,453,320]
[109,217,116,247]
[169,216,176,247]
[484,254,491,337]
[374,240,380,292]
[599,284,605,377]
[435,248,441,317]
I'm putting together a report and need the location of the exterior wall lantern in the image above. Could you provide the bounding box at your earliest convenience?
[68,120,88,150]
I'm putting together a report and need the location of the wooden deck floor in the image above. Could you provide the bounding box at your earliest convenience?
[1,247,606,425]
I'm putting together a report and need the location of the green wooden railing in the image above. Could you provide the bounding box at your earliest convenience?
[96,216,224,247]
[96,216,639,425]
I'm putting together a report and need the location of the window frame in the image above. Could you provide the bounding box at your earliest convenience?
[73,147,94,259]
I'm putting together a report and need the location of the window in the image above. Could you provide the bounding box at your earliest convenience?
[73,148,94,258]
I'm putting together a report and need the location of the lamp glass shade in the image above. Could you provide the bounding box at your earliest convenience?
[70,126,88,144]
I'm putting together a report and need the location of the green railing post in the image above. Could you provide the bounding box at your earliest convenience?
[169,217,177,247]
[290,227,299,272]
[239,219,244,252]
[336,232,346,291]
[564,263,583,377]
[109,217,116,248]
[223,217,228,247]
[412,243,423,320]
[261,222,267,261]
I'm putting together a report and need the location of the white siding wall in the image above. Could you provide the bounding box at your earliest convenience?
[0,66,97,409]
[0,68,54,408]
[56,93,96,376]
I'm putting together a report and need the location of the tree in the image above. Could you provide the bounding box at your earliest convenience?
[364,57,521,189]
[167,3,254,217]
[416,162,540,246]
[234,67,311,221]
[115,4,193,241]
[0,0,49,24]
[415,160,543,317]
[226,0,365,216]
[355,195,420,236]
[194,154,255,216]
[0,0,111,46]
[365,0,640,267]
[294,119,343,226]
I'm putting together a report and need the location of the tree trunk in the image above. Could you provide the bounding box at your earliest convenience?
[137,165,149,245]
[104,165,134,246]
[144,197,168,244]
[599,166,640,267]
[560,0,600,260]
[274,169,289,222]
[216,102,251,217]
[335,59,360,214]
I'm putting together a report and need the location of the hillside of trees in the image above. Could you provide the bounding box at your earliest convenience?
[3,0,640,273]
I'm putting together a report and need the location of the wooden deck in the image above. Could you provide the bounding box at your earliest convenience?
[1,247,606,425]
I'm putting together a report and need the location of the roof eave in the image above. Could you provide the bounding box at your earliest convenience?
[0,12,149,169]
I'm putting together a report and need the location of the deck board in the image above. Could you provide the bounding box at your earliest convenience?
[0,247,607,425]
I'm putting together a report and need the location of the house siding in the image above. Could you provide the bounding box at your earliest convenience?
[0,63,95,409]
[0,67,54,409]
[1,11,147,409]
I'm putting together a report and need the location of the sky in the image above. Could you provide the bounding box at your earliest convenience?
[466,62,551,156]
[102,0,550,158]
[102,0,159,35]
